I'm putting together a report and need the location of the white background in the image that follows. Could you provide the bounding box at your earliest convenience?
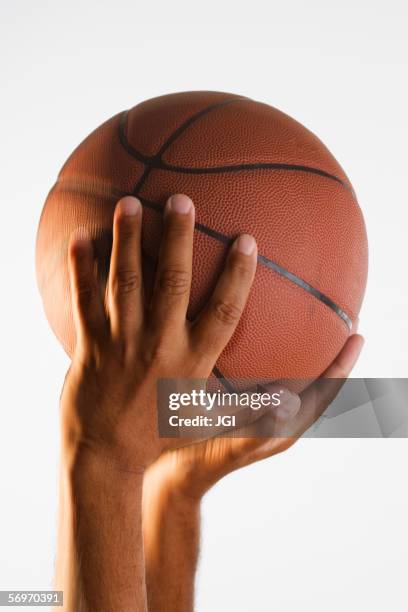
[1,1,407,610]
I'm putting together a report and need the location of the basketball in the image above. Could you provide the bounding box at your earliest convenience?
[36,91,368,383]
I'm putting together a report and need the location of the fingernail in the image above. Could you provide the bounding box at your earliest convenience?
[234,234,256,255]
[70,227,91,249]
[168,194,193,214]
[120,196,141,216]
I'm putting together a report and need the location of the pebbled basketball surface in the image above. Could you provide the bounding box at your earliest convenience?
[36,91,368,383]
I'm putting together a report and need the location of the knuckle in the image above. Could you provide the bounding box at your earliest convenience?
[141,339,171,368]
[212,299,242,325]
[166,217,191,239]
[75,280,95,307]
[111,338,137,368]
[114,269,141,295]
[228,255,253,280]
[158,268,190,296]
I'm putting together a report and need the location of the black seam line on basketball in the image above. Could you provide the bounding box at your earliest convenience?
[161,158,349,188]
[212,367,238,393]
[162,161,350,190]
[118,97,248,195]
[133,165,153,196]
[131,98,247,195]
[155,97,249,157]
[126,139,350,190]
[139,196,353,330]
[118,110,351,192]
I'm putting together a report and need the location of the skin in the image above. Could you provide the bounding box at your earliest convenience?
[142,333,364,612]
[56,193,272,611]
[56,190,364,610]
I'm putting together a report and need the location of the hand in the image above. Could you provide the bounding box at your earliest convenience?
[60,194,260,473]
[143,333,364,500]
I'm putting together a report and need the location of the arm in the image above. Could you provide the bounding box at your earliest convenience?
[55,453,146,612]
[54,193,259,610]
[142,333,364,612]
[143,466,200,612]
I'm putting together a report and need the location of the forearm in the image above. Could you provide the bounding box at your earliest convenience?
[55,448,147,612]
[143,473,201,612]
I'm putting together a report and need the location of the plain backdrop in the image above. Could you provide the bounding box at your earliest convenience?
[1,1,407,610]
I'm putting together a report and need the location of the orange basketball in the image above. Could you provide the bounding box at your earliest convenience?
[36,91,368,383]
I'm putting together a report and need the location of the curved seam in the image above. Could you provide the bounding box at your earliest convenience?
[119,97,247,163]
[150,160,349,189]
[139,196,353,330]
[118,97,249,195]
[118,108,351,192]
[116,99,353,327]
[212,367,238,393]
[50,176,353,330]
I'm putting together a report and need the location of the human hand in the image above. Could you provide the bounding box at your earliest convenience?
[60,193,261,473]
[143,333,364,500]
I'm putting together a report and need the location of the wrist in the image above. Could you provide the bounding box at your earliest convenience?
[143,455,209,510]
[60,396,160,477]
[60,406,151,483]
[142,468,201,566]
[61,442,145,498]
